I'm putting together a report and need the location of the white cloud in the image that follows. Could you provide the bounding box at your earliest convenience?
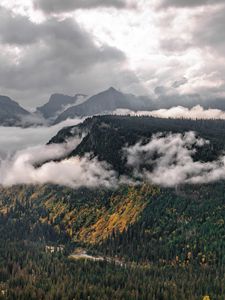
[2,125,225,188]
[0,137,117,188]
[0,118,84,157]
[124,132,225,187]
[114,105,225,120]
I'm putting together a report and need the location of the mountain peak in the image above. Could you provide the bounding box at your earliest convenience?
[54,87,152,123]
[36,93,87,120]
[0,95,32,126]
[107,87,119,93]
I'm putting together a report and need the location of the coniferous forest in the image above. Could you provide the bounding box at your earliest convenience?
[1,116,225,299]
[1,0,224,297]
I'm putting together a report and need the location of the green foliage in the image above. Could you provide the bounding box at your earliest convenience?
[1,182,225,298]
[2,116,225,298]
[96,182,225,265]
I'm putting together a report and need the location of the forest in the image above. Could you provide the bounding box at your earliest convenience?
[1,116,225,299]
[1,182,224,299]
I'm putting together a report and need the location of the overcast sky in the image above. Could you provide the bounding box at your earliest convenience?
[0,0,224,108]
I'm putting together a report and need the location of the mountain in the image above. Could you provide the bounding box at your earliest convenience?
[2,116,225,298]
[54,87,152,123]
[36,93,87,121]
[0,95,33,126]
[49,115,225,175]
[37,89,225,125]
[1,181,224,298]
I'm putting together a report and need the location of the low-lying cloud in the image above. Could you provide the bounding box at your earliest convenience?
[0,117,84,157]
[2,124,225,188]
[114,105,225,120]
[0,138,117,188]
[124,131,225,187]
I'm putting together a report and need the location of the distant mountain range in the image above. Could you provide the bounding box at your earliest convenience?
[53,87,152,123]
[2,87,225,127]
[0,95,33,127]
[36,93,87,120]
[0,88,153,126]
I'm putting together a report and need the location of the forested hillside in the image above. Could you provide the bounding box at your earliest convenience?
[1,181,225,299]
[1,116,225,299]
[50,115,225,174]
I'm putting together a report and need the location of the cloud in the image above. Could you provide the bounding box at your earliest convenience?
[0,0,224,112]
[114,105,225,120]
[124,131,225,187]
[158,0,225,8]
[172,77,188,88]
[192,8,225,56]
[0,7,40,45]
[2,124,225,189]
[0,116,120,189]
[159,38,191,53]
[0,6,131,108]
[0,118,84,157]
[0,140,117,188]
[34,0,135,14]
[155,2,225,99]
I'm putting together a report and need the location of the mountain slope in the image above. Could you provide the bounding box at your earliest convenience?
[1,116,225,298]
[0,95,32,126]
[36,93,87,120]
[49,115,225,174]
[54,87,152,123]
[0,184,158,244]
[1,182,223,299]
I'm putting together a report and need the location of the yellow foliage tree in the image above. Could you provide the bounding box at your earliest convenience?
[203,296,211,300]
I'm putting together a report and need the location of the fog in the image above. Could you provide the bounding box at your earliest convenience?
[0,118,84,157]
[0,138,117,188]
[124,132,225,187]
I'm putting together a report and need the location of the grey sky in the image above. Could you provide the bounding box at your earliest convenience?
[34,0,134,13]
[158,0,225,8]
[0,0,224,108]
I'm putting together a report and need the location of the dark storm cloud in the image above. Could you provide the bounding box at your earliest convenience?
[34,0,133,14]
[159,0,224,8]
[0,7,137,107]
[0,7,40,45]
